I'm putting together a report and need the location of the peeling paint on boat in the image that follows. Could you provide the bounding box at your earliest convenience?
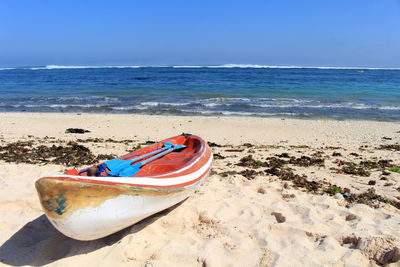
[35,178,183,219]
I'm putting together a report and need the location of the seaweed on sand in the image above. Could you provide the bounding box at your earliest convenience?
[96,154,117,161]
[65,128,90,134]
[213,153,226,160]
[359,160,394,169]
[219,170,238,177]
[263,156,400,209]
[239,169,263,179]
[334,161,371,177]
[236,155,268,168]
[333,159,396,177]
[265,157,287,168]
[265,167,320,193]
[378,144,400,151]
[275,153,290,158]
[207,141,222,147]
[289,155,325,167]
[0,140,100,167]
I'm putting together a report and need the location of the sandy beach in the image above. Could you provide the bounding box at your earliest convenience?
[0,112,399,266]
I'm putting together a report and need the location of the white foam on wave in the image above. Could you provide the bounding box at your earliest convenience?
[33,65,142,70]
[140,101,190,107]
[48,104,111,108]
[111,105,147,111]
[203,103,231,107]
[172,65,204,68]
[196,110,302,116]
[249,102,400,110]
[204,97,252,102]
[13,104,111,108]
[258,98,312,103]
[173,64,400,70]
[1,64,400,70]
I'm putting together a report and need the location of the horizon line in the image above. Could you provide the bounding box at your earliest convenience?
[1,64,400,70]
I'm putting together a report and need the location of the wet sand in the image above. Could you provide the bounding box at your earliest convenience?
[0,112,399,266]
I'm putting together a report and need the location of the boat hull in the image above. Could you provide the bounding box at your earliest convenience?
[35,135,212,240]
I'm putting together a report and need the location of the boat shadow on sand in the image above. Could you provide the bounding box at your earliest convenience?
[0,201,184,266]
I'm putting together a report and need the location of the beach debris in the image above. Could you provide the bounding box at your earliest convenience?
[389,167,400,173]
[379,247,400,265]
[142,140,156,145]
[346,188,400,209]
[198,211,214,224]
[76,137,135,144]
[378,143,400,151]
[265,155,324,168]
[207,141,222,147]
[0,140,109,167]
[265,167,320,193]
[271,212,286,223]
[237,155,267,168]
[209,170,218,176]
[282,193,295,199]
[275,152,290,158]
[345,214,357,221]
[264,157,400,209]
[239,169,262,179]
[289,155,324,167]
[219,170,238,177]
[257,187,266,194]
[213,153,225,160]
[197,211,221,239]
[291,145,311,149]
[360,160,394,169]
[382,137,392,140]
[341,235,360,248]
[357,237,399,265]
[242,143,253,148]
[368,180,376,185]
[96,154,117,161]
[265,157,287,168]
[332,152,342,156]
[65,128,91,134]
[327,186,343,195]
[77,137,104,143]
[225,148,244,152]
[332,158,397,177]
[336,162,371,177]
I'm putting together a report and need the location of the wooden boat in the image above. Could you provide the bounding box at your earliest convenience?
[35,134,212,240]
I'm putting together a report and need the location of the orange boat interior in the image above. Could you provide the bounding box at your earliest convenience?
[68,135,204,177]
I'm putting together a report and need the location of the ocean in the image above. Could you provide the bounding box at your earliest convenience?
[0,64,399,121]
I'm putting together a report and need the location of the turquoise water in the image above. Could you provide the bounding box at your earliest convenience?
[0,65,399,120]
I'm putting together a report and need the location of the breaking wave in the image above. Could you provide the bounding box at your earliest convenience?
[1,64,400,70]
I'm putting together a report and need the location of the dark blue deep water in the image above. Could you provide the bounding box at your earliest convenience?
[0,65,399,120]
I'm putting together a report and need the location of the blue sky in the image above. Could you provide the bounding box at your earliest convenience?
[1,0,399,67]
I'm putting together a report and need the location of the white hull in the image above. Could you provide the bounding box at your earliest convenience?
[49,187,195,241]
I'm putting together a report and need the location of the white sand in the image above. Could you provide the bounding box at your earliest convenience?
[0,113,399,266]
